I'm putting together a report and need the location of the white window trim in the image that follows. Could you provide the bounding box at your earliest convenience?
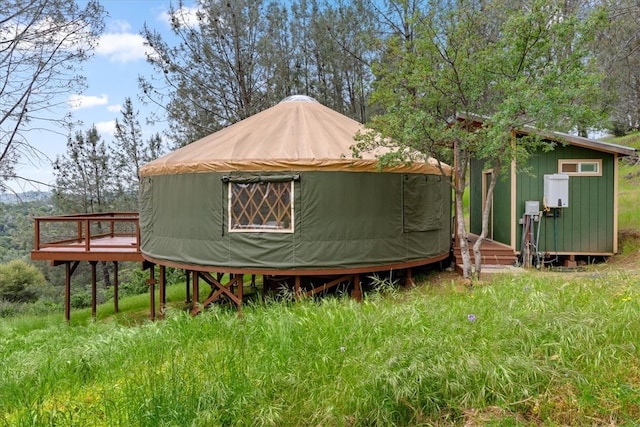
[227,180,295,234]
[558,159,602,177]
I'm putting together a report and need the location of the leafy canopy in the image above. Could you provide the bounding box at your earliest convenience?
[357,0,605,170]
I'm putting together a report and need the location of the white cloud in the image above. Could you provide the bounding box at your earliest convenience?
[96,32,148,63]
[107,104,122,113]
[68,94,109,110]
[95,120,116,136]
[107,20,132,33]
[159,6,203,28]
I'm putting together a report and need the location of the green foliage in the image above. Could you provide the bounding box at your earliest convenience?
[0,199,55,262]
[0,260,46,303]
[1,273,639,425]
[53,126,114,214]
[118,266,185,299]
[141,0,376,147]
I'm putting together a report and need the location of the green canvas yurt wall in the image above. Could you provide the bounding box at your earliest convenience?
[139,96,452,272]
[139,171,451,270]
[470,130,634,256]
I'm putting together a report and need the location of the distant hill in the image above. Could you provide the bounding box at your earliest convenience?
[0,191,51,204]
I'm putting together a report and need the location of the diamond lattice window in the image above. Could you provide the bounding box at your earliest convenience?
[229,181,293,232]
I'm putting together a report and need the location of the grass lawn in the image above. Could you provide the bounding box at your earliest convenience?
[1,266,640,426]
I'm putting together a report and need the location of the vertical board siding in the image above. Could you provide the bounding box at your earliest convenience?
[472,143,616,255]
[515,145,614,254]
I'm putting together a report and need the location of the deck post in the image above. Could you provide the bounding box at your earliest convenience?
[351,274,362,301]
[185,269,191,302]
[61,261,80,322]
[65,262,72,322]
[191,271,200,315]
[34,219,40,251]
[146,263,156,321]
[90,261,97,319]
[113,261,119,313]
[85,220,91,252]
[294,276,301,299]
[77,221,83,243]
[237,274,243,313]
[405,268,414,287]
[159,265,166,319]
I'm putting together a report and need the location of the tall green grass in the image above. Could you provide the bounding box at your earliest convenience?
[612,131,640,235]
[1,272,639,426]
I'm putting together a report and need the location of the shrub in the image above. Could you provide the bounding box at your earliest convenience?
[0,260,47,303]
[0,299,18,317]
[70,292,92,309]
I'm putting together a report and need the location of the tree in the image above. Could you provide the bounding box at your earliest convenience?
[112,97,163,210]
[0,259,46,303]
[140,0,377,147]
[357,0,605,279]
[596,0,640,134]
[0,0,104,191]
[141,0,274,147]
[53,126,115,287]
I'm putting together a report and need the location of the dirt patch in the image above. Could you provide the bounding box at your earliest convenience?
[605,229,640,273]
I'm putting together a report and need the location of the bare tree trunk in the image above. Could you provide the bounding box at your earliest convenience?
[473,164,500,279]
[100,261,111,289]
[454,144,472,279]
[456,191,472,279]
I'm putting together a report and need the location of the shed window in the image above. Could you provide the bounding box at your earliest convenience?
[228,180,294,233]
[558,159,601,176]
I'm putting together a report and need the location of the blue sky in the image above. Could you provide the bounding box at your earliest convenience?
[10,0,191,192]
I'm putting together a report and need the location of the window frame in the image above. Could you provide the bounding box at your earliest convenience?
[226,178,296,234]
[557,159,602,177]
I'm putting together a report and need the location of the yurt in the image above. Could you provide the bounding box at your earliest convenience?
[138,96,451,307]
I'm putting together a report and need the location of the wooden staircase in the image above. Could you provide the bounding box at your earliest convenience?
[453,234,517,267]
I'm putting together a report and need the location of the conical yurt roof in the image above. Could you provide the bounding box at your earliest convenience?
[140,95,449,177]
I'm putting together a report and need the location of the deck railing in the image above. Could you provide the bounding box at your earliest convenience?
[33,212,140,252]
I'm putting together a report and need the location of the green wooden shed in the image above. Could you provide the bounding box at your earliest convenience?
[470,128,635,265]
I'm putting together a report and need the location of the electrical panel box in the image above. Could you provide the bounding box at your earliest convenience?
[544,174,569,208]
[525,201,540,215]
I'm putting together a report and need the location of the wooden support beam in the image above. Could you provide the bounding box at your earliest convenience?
[200,272,242,307]
[147,264,156,321]
[63,261,79,322]
[185,269,191,303]
[159,265,166,319]
[295,276,301,299]
[305,274,352,298]
[405,268,414,287]
[113,261,119,313]
[237,274,243,314]
[90,261,97,319]
[191,271,200,315]
[351,274,362,301]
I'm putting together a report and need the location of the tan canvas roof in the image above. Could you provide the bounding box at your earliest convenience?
[140,96,451,177]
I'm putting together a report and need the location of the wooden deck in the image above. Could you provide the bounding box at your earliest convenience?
[30,212,143,262]
[453,233,517,267]
[30,213,146,322]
